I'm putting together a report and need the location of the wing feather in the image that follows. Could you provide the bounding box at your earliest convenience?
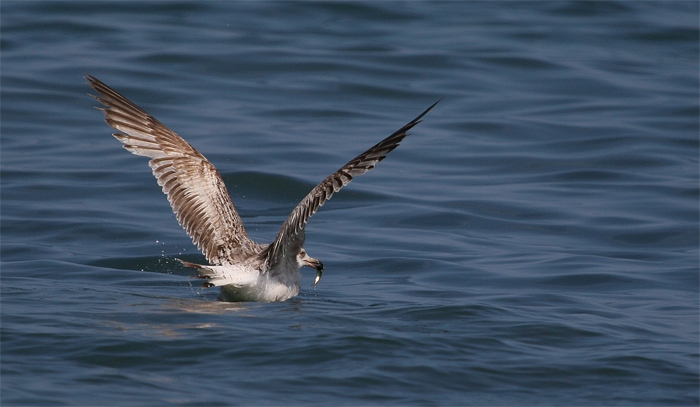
[86,75,259,265]
[265,100,439,269]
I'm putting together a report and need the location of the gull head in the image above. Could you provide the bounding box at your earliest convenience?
[297,249,323,286]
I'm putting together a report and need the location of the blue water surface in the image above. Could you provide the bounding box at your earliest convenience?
[2,2,698,406]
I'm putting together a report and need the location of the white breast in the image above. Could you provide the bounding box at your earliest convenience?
[207,263,301,302]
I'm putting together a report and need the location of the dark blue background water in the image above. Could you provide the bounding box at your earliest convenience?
[2,2,698,405]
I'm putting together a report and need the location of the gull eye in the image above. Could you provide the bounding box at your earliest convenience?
[299,250,306,257]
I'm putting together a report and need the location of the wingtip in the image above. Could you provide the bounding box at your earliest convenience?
[422,98,442,117]
[406,99,441,127]
[84,73,97,85]
[85,74,99,96]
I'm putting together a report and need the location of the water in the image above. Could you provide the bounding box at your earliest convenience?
[2,2,698,405]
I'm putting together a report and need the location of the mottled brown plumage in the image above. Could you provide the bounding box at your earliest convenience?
[87,74,437,301]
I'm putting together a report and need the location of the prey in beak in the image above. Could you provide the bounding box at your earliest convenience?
[306,258,324,286]
[298,249,324,286]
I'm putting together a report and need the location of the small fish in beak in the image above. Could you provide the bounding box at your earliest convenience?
[298,249,324,286]
[305,258,324,286]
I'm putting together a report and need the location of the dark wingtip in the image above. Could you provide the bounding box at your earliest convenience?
[410,99,441,124]
[85,74,99,97]
[390,99,441,138]
[85,73,98,86]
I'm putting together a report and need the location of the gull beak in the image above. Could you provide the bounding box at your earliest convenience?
[304,258,324,286]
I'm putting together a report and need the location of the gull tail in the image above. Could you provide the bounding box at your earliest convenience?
[178,258,258,289]
[178,259,216,288]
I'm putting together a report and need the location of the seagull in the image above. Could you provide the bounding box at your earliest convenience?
[87,75,438,302]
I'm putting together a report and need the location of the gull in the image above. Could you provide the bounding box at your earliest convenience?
[87,75,438,302]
